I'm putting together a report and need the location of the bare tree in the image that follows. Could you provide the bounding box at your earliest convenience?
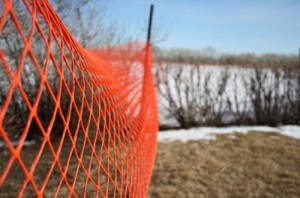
[157,64,232,128]
[158,64,201,128]
[204,67,230,126]
[156,60,300,128]
[0,0,129,140]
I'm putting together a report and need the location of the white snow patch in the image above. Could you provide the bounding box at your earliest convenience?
[158,125,300,142]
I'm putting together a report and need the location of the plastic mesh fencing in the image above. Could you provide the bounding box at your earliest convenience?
[0,0,158,197]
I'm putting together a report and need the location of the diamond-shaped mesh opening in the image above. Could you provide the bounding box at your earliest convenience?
[0,57,12,107]
[81,101,91,133]
[84,79,93,104]
[66,152,84,195]
[57,131,73,169]
[110,147,124,195]
[73,125,85,154]
[31,143,55,189]
[68,102,80,137]
[116,146,126,178]
[36,84,58,136]
[62,45,72,69]
[85,180,98,197]
[22,183,36,198]
[106,162,120,197]
[58,147,78,193]
[89,156,100,183]
[73,78,84,113]
[36,10,51,39]
[99,117,108,148]
[30,25,49,72]
[82,85,92,129]
[42,163,62,197]
[62,52,73,92]
[18,136,41,173]
[0,161,27,197]
[0,140,13,180]
[46,61,59,98]
[74,69,84,89]
[72,50,82,69]
[56,180,70,197]
[95,133,105,162]
[92,86,100,112]
[72,165,86,196]
[87,120,98,149]
[51,33,62,59]
[81,138,93,170]
[98,165,109,196]
[0,13,25,74]
[118,121,129,146]
[60,82,72,123]
[2,88,29,141]
[12,0,33,38]
[62,127,92,196]
[20,54,42,105]
[46,43,61,92]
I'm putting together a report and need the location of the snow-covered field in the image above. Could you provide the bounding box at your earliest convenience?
[158,125,300,142]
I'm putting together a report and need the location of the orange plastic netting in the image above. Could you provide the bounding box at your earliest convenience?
[0,0,158,197]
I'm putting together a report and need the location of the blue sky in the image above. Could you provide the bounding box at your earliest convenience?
[106,0,299,55]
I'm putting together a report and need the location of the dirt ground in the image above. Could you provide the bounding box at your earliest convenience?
[0,131,125,197]
[149,131,300,198]
[1,131,300,197]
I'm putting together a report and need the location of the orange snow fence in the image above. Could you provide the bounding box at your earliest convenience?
[0,0,158,197]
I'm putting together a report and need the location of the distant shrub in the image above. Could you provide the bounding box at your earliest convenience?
[156,61,300,128]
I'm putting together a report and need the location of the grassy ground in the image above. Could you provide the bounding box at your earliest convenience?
[149,131,300,198]
[0,132,123,197]
[1,131,299,197]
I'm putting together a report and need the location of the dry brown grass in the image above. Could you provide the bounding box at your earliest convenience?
[149,131,300,198]
[1,131,299,197]
[0,131,126,197]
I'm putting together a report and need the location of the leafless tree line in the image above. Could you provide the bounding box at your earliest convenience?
[154,47,298,66]
[0,0,126,140]
[156,61,300,129]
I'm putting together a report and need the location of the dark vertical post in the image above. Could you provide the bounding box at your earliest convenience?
[137,4,155,144]
[298,47,300,68]
[147,4,154,44]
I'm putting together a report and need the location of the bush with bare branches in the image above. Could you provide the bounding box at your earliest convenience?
[156,61,300,129]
